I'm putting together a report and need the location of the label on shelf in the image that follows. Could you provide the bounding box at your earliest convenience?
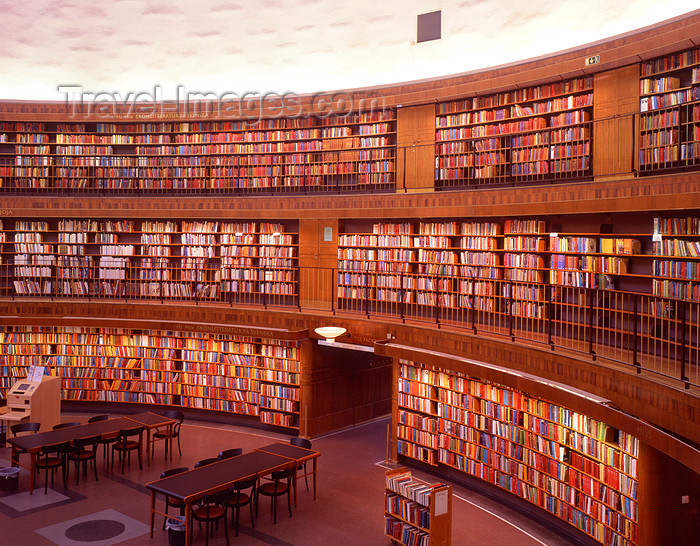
[434,489,448,516]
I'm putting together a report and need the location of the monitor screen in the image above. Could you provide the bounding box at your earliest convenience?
[15,383,30,392]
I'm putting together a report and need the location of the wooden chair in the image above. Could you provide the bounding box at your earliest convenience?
[194,457,219,469]
[256,467,293,524]
[111,426,145,473]
[191,488,231,546]
[10,422,40,467]
[36,440,71,494]
[290,437,312,491]
[88,415,117,467]
[217,448,242,460]
[150,410,184,461]
[53,422,81,430]
[159,467,188,530]
[227,476,256,536]
[68,434,100,485]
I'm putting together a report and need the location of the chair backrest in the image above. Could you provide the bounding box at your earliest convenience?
[290,436,312,449]
[74,434,101,449]
[194,457,219,469]
[163,410,184,425]
[201,488,231,506]
[11,422,40,436]
[270,467,294,482]
[40,440,72,456]
[119,426,145,442]
[218,448,243,460]
[160,467,189,479]
[53,422,81,430]
[234,476,257,492]
[88,414,109,423]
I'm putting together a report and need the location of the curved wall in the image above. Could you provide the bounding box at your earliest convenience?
[0,2,698,487]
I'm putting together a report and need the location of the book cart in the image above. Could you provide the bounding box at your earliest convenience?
[384,466,452,546]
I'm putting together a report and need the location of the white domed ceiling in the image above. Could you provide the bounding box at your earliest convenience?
[1,0,698,101]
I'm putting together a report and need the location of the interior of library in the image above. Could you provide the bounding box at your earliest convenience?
[1,4,700,546]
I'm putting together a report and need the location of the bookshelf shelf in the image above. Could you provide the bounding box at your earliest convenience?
[384,466,452,546]
[652,215,700,302]
[0,112,396,193]
[0,326,302,429]
[638,46,700,172]
[435,76,593,187]
[395,360,639,546]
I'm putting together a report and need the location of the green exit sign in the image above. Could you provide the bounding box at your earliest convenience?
[585,55,600,67]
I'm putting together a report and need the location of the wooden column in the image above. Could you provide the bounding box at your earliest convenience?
[593,65,639,179]
[397,104,436,192]
[637,442,700,545]
[298,218,338,310]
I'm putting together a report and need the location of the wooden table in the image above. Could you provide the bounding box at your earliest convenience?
[7,417,134,494]
[146,450,294,544]
[255,442,320,505]
[125,411,176,466]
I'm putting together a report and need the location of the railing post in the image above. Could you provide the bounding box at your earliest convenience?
[400,272,405,323]
[470,275,477,335]
[435,273,441,328]
[331,267,336,315]
[633,294,640,373]
[547,284,554,349]
[364,267,370,318]
[589,287,596,360]
[681,300,689,388]
[508,280,514,341]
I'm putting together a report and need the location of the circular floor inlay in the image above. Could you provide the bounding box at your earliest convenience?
[64,519,126,542]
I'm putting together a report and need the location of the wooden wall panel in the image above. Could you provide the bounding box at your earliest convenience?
[637,442,700,545]
[397,105,436,192]
[593,65,639,178]
[304,343,392,437]
[298,218,338,309]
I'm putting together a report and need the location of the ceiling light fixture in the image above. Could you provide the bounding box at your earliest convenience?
[314,326,347,343]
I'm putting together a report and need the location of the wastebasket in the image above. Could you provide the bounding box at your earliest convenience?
[165,518,185,546]
[0,467,20,491]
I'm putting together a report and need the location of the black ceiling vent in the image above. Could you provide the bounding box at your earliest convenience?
[417,10,441,43]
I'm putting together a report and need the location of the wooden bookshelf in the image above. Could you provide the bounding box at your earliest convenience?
[220,221,258,298]
[638,46,700,172]
[13,220,54,295]
[458,221,502,313]
[652,215,700,302]
[435,76,593,187]
[179,220,219,299]
[139,220,176,298]
[384,466,452,546]
[57,219,97,296]
[395,359,639,546]
[97,220,135,297]
[0,112,396,193]
[503,219,547,319]
[0,325,303,430]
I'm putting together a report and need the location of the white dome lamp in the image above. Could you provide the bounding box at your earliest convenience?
[314,326,347,343]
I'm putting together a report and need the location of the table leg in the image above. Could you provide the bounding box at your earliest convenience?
[184,502,192,546]
[29,452,36,495]
[145,429,151,466]
[293,464,298,508]
[150,491,156,538]
[313,457,317,500]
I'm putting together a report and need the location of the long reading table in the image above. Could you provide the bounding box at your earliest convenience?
[146,451,294,544]
[7,412,175,493]
[255,442,319,505]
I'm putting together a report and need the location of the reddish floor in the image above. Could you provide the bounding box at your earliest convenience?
[0,414,582,545]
